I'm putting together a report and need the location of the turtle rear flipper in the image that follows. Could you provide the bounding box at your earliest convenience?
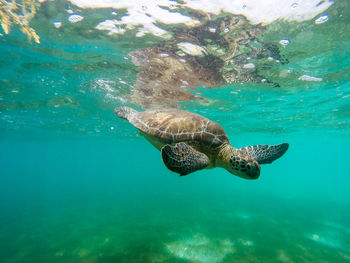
[161,142,209,176]
[240,143,289,164]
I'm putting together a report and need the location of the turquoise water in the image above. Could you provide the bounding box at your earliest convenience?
[1,0,350,262]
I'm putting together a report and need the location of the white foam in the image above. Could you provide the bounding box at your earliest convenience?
[182,0,333,24]
[95,20,126,35]
[69,0,198,37]
[68,0,333,37]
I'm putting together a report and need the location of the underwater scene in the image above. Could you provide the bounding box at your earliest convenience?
[1,0,350,262]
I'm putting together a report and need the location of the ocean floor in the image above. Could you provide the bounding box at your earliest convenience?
[1,192,350,263]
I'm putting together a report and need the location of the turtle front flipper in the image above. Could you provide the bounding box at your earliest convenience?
[240,143,289,164]
[161,142,209,176]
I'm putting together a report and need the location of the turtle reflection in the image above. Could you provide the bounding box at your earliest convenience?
[130,14,282,108]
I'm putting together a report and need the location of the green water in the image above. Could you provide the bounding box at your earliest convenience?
[1,0,350,262]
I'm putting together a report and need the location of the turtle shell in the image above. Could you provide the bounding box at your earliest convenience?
[128,109,229,147]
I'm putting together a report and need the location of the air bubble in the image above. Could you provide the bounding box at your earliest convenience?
[243,63,255,69]
[279,39,290,47]
[315,15,329,24]
[224,27,230,33]
[53,21,62,28]
[68,14,84,23]
[291,3,298,8]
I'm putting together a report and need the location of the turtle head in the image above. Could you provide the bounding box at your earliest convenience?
[228,151,260,179]
[218,144,260,179]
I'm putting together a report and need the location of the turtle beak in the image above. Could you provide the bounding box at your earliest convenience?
[247,161,260,179]
[251,163,260,179]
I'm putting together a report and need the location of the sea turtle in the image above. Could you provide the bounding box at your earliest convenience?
[115,107,289,179]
